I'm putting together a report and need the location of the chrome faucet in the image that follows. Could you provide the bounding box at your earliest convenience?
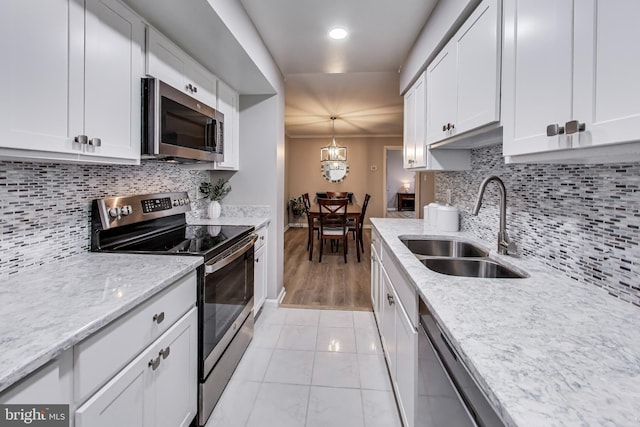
[472,176,517,255]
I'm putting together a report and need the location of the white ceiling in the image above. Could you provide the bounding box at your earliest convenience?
[240,0,439,138]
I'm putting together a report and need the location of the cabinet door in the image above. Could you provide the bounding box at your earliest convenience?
[185,59,217,109]
[455,0,500,136]
[573,0,640,149]
[403,86,416,168]
[380,269,396,370]
[502,0,574,156]
[153,308,197,427]
[215,80,240,170]
[395,304,417,427]
[146,27,187,92]
[75,346,152,427]
[0,0,83,157]
[82,0,145,162]
[412,75,427,168]
[253,244,267,314]
[370,246,381,323]
[426,43,457,145]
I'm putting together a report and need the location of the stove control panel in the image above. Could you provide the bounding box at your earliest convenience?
[94,192,191,230]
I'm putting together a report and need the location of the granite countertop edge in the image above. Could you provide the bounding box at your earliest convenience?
[370,217,640,427]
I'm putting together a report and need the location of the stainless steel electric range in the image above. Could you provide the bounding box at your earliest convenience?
[90,192,256,426]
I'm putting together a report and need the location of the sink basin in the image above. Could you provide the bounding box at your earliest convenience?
[402,238,488,258]
[421,258,527,279]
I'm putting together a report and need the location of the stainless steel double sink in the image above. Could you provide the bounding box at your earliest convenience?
[400,238,527,279]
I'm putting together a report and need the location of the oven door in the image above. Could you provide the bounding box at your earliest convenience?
[200,234,255,378]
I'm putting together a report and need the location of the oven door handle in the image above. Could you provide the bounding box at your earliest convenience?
[205,233,257,275]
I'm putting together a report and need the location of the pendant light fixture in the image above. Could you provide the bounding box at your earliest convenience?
[320,117,347,162]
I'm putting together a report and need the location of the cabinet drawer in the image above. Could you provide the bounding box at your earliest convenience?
[254,226,267,251]
[74,271,196,403]
[381,246,417,324]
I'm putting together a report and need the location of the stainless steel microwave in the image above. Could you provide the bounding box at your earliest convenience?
[142,78,224,163]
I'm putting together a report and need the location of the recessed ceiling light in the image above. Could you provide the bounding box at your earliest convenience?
[328,27,348,40]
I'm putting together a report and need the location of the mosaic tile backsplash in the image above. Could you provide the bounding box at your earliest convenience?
[0,161,210,277]
[435,144,640,307]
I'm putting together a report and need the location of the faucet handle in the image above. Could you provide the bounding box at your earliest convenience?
[500,232,518,255]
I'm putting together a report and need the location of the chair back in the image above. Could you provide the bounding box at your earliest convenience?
[318,198,348,231]
[360,194,371,222]
[301,193,311,212]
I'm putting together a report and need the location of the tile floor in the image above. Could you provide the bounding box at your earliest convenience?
[205,306,402,427]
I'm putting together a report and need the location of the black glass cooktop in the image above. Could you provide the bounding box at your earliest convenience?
[111,224,253,259]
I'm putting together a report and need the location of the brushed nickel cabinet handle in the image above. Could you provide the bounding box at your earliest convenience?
[159,346,170,360]
[546,124,565,136]
[89,137,101,147]
[565,120,585,135]
[75,135,88,144]
[148,356,161,370]
[153,312,165,324]
[387,293,394,306]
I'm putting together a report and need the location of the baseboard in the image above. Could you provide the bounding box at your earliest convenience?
[265,287,286,308]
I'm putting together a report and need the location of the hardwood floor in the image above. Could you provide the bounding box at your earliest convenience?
[282,227,372,311]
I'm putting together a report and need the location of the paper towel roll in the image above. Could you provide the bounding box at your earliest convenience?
[437,205,459,232]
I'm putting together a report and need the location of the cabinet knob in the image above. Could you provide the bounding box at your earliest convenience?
[442,124,447,132]
[193,86,198,93]
[256,257,260,263]
[159,346,171,360]
[75,135,88,144]
[153,312,165,324]
[387,293,394,306]
[89,137,101,147]
[148,356,161,371]
[546,124,565,137]
[565,120,585,135]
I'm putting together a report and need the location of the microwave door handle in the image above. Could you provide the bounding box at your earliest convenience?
[204,118,214,150]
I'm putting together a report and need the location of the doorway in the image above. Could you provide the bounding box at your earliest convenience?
[383,147,416,218]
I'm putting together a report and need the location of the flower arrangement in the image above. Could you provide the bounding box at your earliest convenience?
[289,196,305,217]
[199,178,231,201]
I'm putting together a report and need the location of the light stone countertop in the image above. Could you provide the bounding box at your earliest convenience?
[0,253,202,394]
[371,218,640,427]
[186,215,270,229]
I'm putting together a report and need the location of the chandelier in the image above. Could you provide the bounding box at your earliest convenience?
[320,117,347,162]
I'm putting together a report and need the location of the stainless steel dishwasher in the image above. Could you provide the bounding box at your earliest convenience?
[418,297,505,427]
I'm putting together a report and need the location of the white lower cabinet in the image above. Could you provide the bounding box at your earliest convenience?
[254,244,267,315]
[376,246,418,427]
[75,307,197,427]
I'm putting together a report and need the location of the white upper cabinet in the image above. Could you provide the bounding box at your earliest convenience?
[213,80,240,170]
[146,27,217,108]
[426,0,501,145]
[0,0,144,164]
[502,0,640,162]
[81,0,145,162]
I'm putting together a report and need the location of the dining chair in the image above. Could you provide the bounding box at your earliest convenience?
[348,193,370,256]
[318,198,349,263]
[301,193,319,261]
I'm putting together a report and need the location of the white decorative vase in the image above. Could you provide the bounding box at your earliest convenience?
[207,200,221,219]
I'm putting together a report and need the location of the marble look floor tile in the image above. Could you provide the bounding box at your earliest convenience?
[276,325,318,351]
[362,389,402,427]
[312,352,360,388]
[357,353,392,391]
[256,307,288,325]
[355,328,383,354]
[319,310,354,328]
[353,311,377,330]
[232,347,273,382]
[205,379,261,427]
[245,382,309,427]
[307,386,365,427]
[283,308,321,326]
[316,327,357,353]
[264,349,315,385]
[252,322,283,349]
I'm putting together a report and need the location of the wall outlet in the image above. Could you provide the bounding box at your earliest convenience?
[370,165,378,171]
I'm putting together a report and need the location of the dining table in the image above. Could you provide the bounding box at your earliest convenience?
[308,202,362,262]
